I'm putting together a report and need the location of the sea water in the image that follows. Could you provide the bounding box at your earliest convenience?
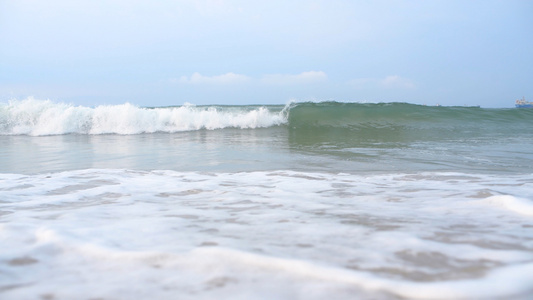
[1,98,533,299]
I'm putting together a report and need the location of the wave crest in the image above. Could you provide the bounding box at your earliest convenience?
[0,98,287,136]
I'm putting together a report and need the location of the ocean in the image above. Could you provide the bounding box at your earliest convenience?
[1,98,533,299]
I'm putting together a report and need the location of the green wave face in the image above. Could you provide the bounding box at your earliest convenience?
[285,102,533,148]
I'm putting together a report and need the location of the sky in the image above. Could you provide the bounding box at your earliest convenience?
[1,0,532,107]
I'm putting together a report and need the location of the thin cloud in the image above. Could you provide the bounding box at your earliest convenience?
[173,71,328,86]
[175,72,251,85]
[381,75,416,89]
[261,71,327,85]
[349,75,415,89]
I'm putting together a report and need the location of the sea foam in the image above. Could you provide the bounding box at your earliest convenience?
[483,195,533,216]
[0,98,286,135]
[1,170,533,299]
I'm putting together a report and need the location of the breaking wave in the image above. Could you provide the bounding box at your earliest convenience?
[2,98,533,136]
[0,98,287,135]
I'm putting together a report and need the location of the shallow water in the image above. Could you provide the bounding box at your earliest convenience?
[1,126,532,175]
[1,170,533,299]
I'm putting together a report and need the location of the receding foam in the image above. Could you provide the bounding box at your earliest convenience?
[1,170,532,299]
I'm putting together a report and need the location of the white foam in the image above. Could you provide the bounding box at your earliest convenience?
[1,170,533,299]
[483,195,533,216]
[0,98,287,135]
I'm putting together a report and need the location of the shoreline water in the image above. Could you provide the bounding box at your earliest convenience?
[1,169,533,299]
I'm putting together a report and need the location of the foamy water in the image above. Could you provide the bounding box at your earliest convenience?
[1,170,533,299]
[0,99,286,135]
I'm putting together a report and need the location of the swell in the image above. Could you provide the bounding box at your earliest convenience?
[287,101,533,129]
[286,101,533,144]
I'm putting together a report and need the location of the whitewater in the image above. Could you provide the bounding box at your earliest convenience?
[1,98,533,299]
[0,98,286,135]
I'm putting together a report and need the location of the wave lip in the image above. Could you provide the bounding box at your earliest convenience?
[0,99,287,136]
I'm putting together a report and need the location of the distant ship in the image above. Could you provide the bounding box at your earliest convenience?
[515,97,533,108]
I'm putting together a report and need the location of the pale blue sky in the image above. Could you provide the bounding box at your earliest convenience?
[1,0,532,107]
